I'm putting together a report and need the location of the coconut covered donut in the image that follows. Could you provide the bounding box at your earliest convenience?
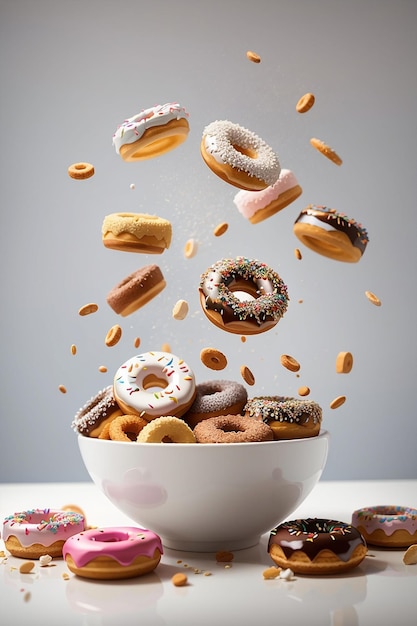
[63,527,163,579]
[244,396,322,440]
[199,257,289,335]
[351,505,417,547]
[184,380,248,429]
[201,120,281,191]
[194,414,273,443]
[293,205,369,263]
[3,509,85,559]
[268,518,368,575]
[113,351,196,420]
[72,386,123,437]
[112,102,189,161]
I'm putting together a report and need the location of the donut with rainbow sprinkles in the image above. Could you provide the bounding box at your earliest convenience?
[351,505,417,547]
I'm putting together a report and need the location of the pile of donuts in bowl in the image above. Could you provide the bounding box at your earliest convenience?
[31,97,412,576]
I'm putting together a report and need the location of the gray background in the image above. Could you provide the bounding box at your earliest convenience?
[1,0,416,482]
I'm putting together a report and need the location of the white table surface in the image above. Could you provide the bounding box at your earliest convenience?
[1,480,416,626]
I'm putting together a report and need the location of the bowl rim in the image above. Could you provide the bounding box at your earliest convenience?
[78,429,329,448]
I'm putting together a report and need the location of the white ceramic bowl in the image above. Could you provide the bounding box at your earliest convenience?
[78,431,329,552]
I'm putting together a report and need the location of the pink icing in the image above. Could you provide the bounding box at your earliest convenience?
[233,169,299,219]
[62,527,163,568]
[352,506,417,537]
[2,509,85,547]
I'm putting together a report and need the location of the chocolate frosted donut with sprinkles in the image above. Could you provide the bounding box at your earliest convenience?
[244,396,322,440]
[199,257,289,336]
[293,205,369,263]
[268,518,368,575]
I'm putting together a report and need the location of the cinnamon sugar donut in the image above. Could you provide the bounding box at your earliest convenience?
[71,386,123,437]
[244,396,322,440]
[184,380,248,429]
[268,518,367,575]
[194,414,273,443]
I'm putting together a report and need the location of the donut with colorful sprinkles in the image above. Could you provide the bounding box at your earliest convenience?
[113,351,196,421]
[293,205,369,262]
[3,509,85,559]
[199,257,289,335]
[351,505,417,547]
[63,526,163,579]
[268,518,367,575]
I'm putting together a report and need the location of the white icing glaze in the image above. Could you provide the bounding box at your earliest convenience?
[295,213,337,232]
[113,103,189,154]
[114,351,196,417]
[234,169,299,219]
[202,120,280,186]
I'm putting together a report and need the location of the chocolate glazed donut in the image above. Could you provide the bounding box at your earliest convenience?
[268,518,367,575]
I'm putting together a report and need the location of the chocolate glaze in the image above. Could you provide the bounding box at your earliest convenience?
[294,205,369,254]
[268,518,366,562]
[107,264,164,314]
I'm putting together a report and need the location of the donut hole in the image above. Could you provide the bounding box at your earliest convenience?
[74,164,86,171]
[232,144,258,160]
[142,373,168,391]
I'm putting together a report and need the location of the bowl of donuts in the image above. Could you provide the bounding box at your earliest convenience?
[74,349,329,552]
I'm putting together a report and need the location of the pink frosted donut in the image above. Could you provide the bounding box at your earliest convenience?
[63,526,163,579]
[233,168,302,224]
[3,509,85,558]
[351,506,417,547]
[184,380,248,429]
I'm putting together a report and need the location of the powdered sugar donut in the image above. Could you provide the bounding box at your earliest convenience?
[184,380,248,429]
[113,351,196,421]
[201,120,281,191]
[233,169,302,224]
[3,509,85,558]
[63,526,163,579]
[113,103,189,162]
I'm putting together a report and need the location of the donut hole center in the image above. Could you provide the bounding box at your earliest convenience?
[142,373,168,392]
[221,424,244,433]
[74,164,86,171]
[232,144,258,160]
[228,277,259,301]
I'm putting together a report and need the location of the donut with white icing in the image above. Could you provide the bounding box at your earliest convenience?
[351,505,417,547]
[201,120,281,191]
[3,509,85,558]
[268,518,367,575]
[199,257,289,335]
[112,103,189,162]
[113,351,196,421]
[293,205,369,262]
[234,169,302,224]
[63,526,163,579]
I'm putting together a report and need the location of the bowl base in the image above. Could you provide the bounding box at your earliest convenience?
[162,535,261,552]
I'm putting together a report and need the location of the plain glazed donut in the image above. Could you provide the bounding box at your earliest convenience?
[233,169,302,224]
[244,396,322,440]
[71,386,123,437]
[201,120,281,191]
[194,414,273,443]
[102,213,172,254]
[137,416,196,443]
[108,414,148,442]
[293,205,369,263]
[113,351,196,421]
[268,518,368,575]
[351,506,417,548]
[63,527,163,579]
[112,103,189,162]
[184,380,248,429]
[3,509,85,559]
[106,265,166,317]
[199,257,289,335]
